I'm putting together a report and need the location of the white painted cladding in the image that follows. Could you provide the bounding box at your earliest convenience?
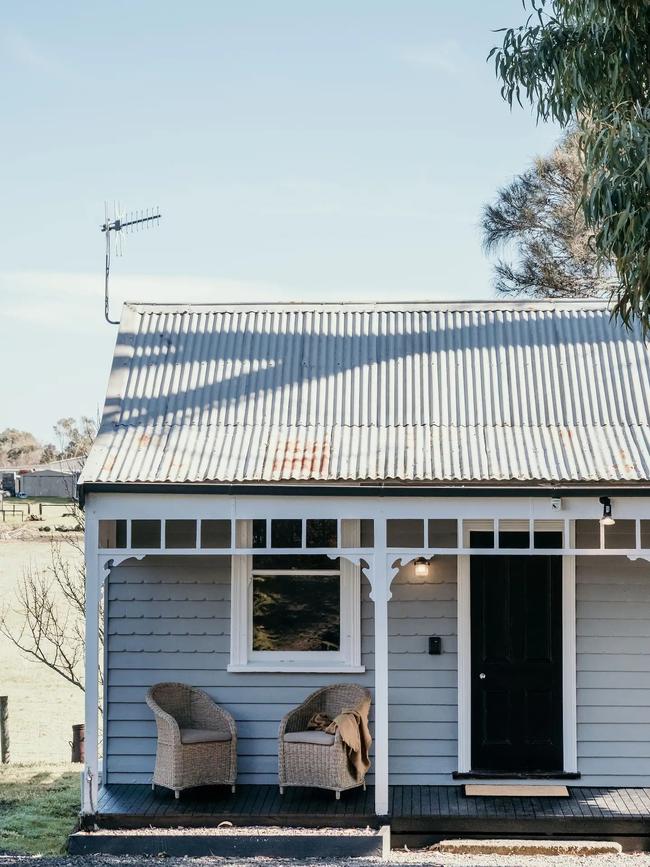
[105,552,650,786]
[82,300,650,485]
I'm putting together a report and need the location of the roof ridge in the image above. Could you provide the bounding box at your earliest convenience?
[123,298,611,313]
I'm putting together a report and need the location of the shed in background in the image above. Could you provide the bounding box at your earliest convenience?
[20,457,83,498]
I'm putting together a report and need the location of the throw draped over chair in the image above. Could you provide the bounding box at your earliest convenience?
[278,683,372,798]
[145,682,237,798]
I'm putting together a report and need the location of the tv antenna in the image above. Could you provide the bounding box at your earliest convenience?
[101,202,161,324]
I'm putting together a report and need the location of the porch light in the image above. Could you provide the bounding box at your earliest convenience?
[414,557,431,577]
[599,496,615,526]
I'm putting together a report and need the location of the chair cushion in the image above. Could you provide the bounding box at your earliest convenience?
[283,730,336,746]
[180,728,232,744]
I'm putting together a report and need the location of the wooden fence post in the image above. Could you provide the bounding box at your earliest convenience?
[0,696,9,763]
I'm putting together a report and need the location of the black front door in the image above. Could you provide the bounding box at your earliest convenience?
[470,534,563,774]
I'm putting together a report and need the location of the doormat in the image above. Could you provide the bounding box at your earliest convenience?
[464,784,569,798]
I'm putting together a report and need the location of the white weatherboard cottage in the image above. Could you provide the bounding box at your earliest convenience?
[79,299,650,818]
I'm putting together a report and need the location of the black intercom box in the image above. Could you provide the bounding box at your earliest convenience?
[428,636,442,655]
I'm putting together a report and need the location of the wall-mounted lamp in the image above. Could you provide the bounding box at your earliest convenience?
[599,496,615,526]
[414,557,431,577]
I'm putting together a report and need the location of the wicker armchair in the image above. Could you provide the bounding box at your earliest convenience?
[145,682,237,798]
[278,683,371,799]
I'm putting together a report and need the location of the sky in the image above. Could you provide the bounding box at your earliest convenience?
[0,1,560,443]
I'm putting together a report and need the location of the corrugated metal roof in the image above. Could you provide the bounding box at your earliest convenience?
[80,300,650,485]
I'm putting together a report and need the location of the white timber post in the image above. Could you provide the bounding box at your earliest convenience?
[83,509,100,816]
[563,521,578,773]
[368,516,392,816]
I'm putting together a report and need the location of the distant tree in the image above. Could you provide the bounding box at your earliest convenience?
[0,415,99,692]
[0,511,96,694]
[482,133,614,298]
[40,443,58,463]
[0,417,97,469]
[53,416,97,460]
[490,0,650,328]
[0,429,41,467]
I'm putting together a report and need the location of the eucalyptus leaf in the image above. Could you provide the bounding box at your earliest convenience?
[490,0,650,328]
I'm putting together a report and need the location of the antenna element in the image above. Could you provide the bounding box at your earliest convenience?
[101,204,161,324]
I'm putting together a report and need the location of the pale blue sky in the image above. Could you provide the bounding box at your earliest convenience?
[0,1,559,442]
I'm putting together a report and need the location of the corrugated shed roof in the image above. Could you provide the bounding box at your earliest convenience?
[80,300,650,486]
[38,457,85,474]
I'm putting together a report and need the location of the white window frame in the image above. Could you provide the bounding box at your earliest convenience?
[228,520,364,673]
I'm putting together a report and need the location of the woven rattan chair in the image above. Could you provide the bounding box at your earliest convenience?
[146,682,237,798]
[278,683,371,799]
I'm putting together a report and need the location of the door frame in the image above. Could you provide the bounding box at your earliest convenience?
[457,520,577,776]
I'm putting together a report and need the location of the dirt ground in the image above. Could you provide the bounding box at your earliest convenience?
[0,499,85,763]
[0,498,81,542]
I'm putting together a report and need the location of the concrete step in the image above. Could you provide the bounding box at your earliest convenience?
[436,838,623,856]
[69,825,391,859]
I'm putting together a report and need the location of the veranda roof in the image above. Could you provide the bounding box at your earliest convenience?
[80,300,650,487]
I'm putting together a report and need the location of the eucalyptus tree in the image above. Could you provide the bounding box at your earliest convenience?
[490,0,650,327]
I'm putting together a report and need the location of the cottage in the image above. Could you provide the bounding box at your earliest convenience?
[79,300,650,826]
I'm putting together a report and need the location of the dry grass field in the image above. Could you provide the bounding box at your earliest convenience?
[0,499,84,764]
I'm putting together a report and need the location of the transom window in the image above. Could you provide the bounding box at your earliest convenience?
[97,516,375,551]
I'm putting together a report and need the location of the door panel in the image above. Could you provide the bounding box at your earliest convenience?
[470,542,563,773]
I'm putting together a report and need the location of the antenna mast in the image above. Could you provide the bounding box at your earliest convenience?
[101,204,161,324]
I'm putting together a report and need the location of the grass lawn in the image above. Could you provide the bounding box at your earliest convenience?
[0,763,81,855]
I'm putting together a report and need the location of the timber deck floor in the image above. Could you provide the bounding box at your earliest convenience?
[96,784,650,845]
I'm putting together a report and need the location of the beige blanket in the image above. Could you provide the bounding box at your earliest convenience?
[308,710,372,781]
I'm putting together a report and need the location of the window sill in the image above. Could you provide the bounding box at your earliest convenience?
[227,663,366,674]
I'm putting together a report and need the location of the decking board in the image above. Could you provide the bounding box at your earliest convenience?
[94,783,650,840]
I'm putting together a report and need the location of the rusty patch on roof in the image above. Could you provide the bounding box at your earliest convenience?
[273,438,331,478]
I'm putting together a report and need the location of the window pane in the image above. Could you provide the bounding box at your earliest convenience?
[131,520,161,548]
[201,519,231,548]
[165,519,196,548]
[470,530,495,548]
[533,521,563,549]
[575,519,600,549]
[499,530,529,548]
[340,518,375,548]
[306,519,337,548]
[428,519,457,548]
[604,519,636,549]
[271,519,301,548]
[252,574,340,651]
[252,519,267,548]
[360,519,374,547]
[98,519,126,549]
[533,531,563,549]
[387,519,424,548]
[253,553,339,570]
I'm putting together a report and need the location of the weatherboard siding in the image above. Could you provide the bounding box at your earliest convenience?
[105,553,650,787]
[576,555,650,785]
[104,554,459,785]
[387,556,458,784]
[105,555,373,784]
